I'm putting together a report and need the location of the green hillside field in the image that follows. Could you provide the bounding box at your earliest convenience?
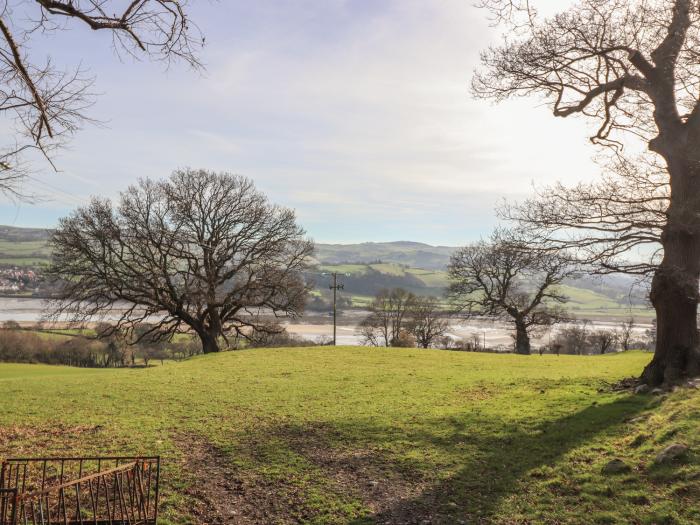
[1,349,697,524]
[315,262,653,318]
[0,238,51,267]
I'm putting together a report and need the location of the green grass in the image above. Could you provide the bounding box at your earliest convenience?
[405,267,448,288]
[557,284,655,319]
[29,328,95,339]
[0,349,697,524]
[318,263,370,275]
[0,239,51,267]
[317,262,445,284]
[367,263,406,276]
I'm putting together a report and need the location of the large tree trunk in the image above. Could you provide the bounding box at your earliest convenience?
[514,319,531,355]
[642,153,700,385]
[197,329,221,354]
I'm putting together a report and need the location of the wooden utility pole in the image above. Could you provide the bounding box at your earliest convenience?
[329,272,344,346]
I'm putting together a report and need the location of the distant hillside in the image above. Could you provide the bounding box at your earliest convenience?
[0,225,653,317]
[0,228,459,269]
[314,241,455,270]
[307,262,447,302]
[0,226,459,295]
[0,225,52,267]
[0,225,51,242]
[307,261,651,318]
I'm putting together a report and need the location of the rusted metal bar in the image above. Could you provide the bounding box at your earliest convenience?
[17,464,137,502]
[4,459,156,464]
[0,458,159,525]
[0,489,17,525]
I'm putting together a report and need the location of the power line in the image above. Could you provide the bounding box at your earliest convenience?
[328,272,344,346]
[24,175,89,206]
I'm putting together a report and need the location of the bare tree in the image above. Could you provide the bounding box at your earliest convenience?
[131,323,169,366]
[447,229,572,355]
[0,1,202,198]
[474,0,700,384]
[554,321,591,355]
[619,317,636,351]
[359,288,416,347]
[470,332,484,352]
[46,169,314,354]
[408,296,450,349]
[358,320,384,347]
[590,329,618,354]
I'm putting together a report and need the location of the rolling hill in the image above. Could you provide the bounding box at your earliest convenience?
[307,261,651,317]
[314,240,455,269]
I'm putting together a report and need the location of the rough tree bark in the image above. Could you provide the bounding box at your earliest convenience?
[197,328,221,354]
[514,317,531,355]
[644,151,700,383]
[641,1,700,382]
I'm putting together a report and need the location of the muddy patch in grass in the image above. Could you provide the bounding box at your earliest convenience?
[296,442,427,515]
[273,423,434,523]
[173,425,438,524]
[173,432,306,525]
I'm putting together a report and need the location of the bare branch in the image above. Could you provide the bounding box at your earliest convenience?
[0,0,202,198]
[502,154,668,276]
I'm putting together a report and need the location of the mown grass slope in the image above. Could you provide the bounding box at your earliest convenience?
[0,349,697,524]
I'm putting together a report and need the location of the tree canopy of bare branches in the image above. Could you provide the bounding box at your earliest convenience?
[359,288,416,347]
[46,169,314,354]
[359,289,450,349]
[475,0,700,384]
[501,156,668,276]
[0,0,201,198]
[590,329,618,354]
[447,229,572,355]
[408,296,450,349]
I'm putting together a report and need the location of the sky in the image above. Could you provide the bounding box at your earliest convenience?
[0,0,601,246]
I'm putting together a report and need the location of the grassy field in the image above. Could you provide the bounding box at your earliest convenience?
[0,239,51,267]
[0,349,697,524]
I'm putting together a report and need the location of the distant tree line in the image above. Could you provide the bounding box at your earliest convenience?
[357,285,654,355]
[0,322,171,368]
[306,293,353,313]
[359,288,450,348]
[547,318,654,356]
[0,320,325,367]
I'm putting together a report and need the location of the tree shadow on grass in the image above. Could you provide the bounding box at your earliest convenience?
[243,394,652,524]
[360,395,650,524]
